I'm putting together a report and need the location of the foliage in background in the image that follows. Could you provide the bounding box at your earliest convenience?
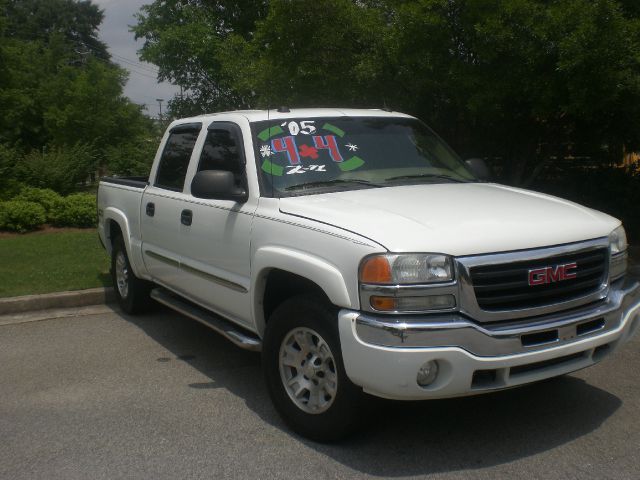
[14,187,62,222]
[133,0,268,117]
[533,164,640,240]
[135,0,640,184]
[50,193,96,228]
[104,138,158,176]
[0,143,23,200]
[13,143,96,194]
[0,0,159,193]
[4,0,109,59]
[0,188,96,232]
[0,200,46,232]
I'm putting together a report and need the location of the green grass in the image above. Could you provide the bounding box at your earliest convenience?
[0,229,111,298]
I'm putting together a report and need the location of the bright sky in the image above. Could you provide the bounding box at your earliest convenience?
[93,0,180,119]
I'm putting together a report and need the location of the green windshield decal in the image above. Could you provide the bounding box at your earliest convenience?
[261,159,283,176]
[257,125,284,141]
[321,122,345,138]
[338,156,365,172]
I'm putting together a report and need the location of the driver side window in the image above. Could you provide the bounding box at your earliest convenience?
[198,123,246,189]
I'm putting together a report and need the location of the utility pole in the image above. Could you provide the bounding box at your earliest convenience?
[156,98,164,121]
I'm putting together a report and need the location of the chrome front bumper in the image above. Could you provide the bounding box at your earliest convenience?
[355,279,640,356]
[338,279,640,400]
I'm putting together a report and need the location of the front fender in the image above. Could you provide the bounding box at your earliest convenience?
[251,246,355,336]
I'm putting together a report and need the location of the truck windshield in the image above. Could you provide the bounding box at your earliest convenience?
[251,116,477,196]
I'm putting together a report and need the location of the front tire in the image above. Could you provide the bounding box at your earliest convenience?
[111,236,152,314]
[262,294,364,442]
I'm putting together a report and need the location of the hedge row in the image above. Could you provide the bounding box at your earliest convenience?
[0,188,96,233]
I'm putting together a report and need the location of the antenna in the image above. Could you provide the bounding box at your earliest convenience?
[382,95,392,112]
[267,101,274,199]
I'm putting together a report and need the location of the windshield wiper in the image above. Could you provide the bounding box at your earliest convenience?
[384,173,471,183]
[285,179,383,191]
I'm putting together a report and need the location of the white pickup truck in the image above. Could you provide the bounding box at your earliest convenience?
[98,108,640,441]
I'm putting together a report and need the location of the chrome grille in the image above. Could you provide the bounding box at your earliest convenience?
[470,248,608,311]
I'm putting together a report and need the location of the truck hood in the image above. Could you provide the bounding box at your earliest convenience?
[278,183,619,256]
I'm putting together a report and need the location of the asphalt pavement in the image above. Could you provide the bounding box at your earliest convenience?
[0,304,639,480]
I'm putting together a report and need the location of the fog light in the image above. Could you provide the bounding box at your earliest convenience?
[417,360,439,387]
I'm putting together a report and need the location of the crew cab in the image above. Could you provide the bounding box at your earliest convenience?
[98,108,640,441]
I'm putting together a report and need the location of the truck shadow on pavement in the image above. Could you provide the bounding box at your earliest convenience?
[120,305,622,477]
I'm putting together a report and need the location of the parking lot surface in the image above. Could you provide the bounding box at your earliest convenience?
[1,304,639,480]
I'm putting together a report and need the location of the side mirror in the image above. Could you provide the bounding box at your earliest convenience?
[464,158,492,182]
[191,170,248,202]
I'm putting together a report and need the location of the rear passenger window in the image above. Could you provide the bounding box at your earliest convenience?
[198,123,246,188]
[155,125,201,191]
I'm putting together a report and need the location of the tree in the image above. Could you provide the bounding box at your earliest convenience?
[218,0,386,108]
[134,0,640,185]
[133,0,268,114]
[0,0,160,192]
[4,0,109,58]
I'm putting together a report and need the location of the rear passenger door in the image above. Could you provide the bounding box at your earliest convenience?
[173,121,257,327]
[140,123,202,288]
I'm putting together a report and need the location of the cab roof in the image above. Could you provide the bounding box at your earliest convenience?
[175,108,415,125]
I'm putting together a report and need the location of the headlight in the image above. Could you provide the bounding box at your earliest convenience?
[609,225,628,281]
[359,254,454,284]
[609,225,628,255]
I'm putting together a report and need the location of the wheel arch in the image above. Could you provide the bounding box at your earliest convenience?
[102,208,146,278]
[251,246,356,337]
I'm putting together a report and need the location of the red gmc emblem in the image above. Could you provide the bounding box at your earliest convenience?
[528,262,578,286]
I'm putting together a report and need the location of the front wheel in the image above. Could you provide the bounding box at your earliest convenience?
[262,294,364,442]
[111,236,152,314]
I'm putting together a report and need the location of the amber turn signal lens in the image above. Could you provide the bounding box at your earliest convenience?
[370,296,397,311]
[360,256,392,284]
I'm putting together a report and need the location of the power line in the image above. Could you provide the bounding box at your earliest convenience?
[77,40,161,78]
[110,53,160,74]
[116,63,159,80]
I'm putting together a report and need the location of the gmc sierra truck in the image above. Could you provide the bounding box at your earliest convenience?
[98,108,640,441]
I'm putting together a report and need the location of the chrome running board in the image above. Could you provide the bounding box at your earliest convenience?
[150,288,262,352]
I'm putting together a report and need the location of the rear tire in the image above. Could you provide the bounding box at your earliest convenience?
[262,294,364,442]
[111,236,152,314]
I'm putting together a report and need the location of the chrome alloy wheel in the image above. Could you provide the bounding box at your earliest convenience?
[278,327,338,414]
[115,250,129,299]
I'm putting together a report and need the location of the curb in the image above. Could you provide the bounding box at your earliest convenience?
[0,287,116,316]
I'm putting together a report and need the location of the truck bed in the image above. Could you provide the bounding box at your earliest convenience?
[100,176,148,189]
[97,177,148,264]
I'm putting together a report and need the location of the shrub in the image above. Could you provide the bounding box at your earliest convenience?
[0,179,26,201]
[13,187,62,222]
[50,193,96,228]
[0,201,46,233]
[13,143,96,195]
[104,140,156,176]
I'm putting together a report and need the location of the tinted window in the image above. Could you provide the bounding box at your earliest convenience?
[198,123,245,187]
[155,127,200,191]
[251,117,475,197]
